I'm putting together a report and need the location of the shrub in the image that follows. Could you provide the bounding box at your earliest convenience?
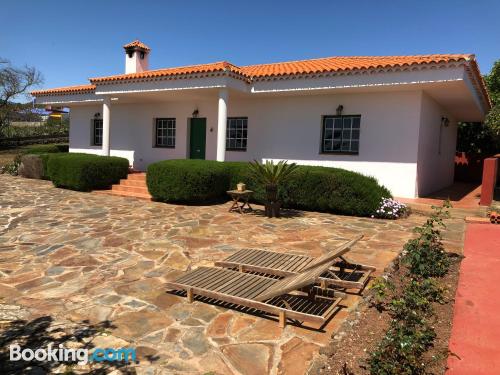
[0,158,21,176]
[47,153,129,191]
[402,202,451,277]
[368,202,452,374]
[230,163,391,216]
[22,144,69,154]
[369,321,436,375]
[373,197,409,219]
[150,160,391,215]
[147,159,231,203]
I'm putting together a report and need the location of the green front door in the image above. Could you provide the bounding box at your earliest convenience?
[189,118,206,159]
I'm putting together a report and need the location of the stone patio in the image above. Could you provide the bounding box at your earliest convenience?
[0,174,465,374]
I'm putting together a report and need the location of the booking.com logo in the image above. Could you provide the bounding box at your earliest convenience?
[10,344,136,365]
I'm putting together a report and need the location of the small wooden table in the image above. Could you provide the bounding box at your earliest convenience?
[227,190,254,214]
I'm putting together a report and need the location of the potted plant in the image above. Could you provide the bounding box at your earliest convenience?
[248,160,298,217]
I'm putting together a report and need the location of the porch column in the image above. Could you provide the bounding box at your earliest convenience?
[102,96,111,156]
[216,88,228,162]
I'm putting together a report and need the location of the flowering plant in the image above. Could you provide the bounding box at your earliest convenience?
[373,198,408,219]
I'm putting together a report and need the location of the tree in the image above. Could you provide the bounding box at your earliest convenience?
[484,60,500,138]
[484,60,500,106]
[0,58,43,134]
[457,59,500,154]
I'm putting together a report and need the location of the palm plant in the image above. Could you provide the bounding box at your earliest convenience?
[248,160,298,217]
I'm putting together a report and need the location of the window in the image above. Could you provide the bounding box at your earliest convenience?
[321,115,361,154]
[92,119,103,146]
[226,117,248,151]
[155,118,176,148]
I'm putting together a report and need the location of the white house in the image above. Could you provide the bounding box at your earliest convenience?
[32,40,490,198]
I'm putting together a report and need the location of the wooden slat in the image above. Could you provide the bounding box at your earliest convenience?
[237,249,264,265]
[273,254,295,270]
[194,268,227,288]
[165,280,327,325]
[290,257,313,272]
[278,255,304,271]
[225,249,252,262]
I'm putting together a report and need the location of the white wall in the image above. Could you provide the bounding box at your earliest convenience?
[226,91,422,198]
[69,99,220,170]
[68,90,423,197]
[416,93,457,196]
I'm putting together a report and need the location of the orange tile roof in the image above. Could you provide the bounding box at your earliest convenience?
[31,84,96,96]
[123,40,151,51]
[89,61,243,83]
[32,54,489,107]
[89,54,473,84]
[240,54,473,78]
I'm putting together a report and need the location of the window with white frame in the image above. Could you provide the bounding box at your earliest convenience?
[92,119,103,146]
[155,118,176,148]
[226,117,248,151]
[321,115,361,153]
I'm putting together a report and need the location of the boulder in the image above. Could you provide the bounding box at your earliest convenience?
[19,154,44,179]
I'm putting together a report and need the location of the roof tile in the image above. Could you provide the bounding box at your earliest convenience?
[31,84,96,96]
[33,54,486,101]
[123,40,151,51]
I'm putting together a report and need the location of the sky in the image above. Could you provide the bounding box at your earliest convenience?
[2,0,499,92]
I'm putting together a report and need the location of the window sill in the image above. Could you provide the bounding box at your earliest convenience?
[319,151,359,156]
[226,149,247,152]
[154,145,175,149]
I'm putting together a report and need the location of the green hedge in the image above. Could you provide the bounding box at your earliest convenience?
[22,144,69,154]
[147,160,230,203]
[47,153,129,191]
[228,163,391,216]
[147,160,391,216]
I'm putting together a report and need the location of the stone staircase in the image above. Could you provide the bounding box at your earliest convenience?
[95,172,152,200]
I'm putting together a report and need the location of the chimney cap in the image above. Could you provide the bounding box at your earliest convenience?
[123,40,151,52]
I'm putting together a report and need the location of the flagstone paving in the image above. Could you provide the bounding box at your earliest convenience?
[0,174,465,374]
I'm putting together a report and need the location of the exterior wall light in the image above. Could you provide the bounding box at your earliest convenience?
[94,112,101,118]
[192,109,199,118]
[336,105,344,116]
[441,116,450,127]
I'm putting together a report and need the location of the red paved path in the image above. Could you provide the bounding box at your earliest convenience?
[447,224,500,374]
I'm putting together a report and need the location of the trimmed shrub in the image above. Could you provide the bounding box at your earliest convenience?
[22,144,69,154]
[228,162,390,216]
[47,153,129,191]
[147,159,231,203]
[149,160,391,216]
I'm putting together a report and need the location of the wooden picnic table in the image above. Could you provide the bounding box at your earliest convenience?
[227,190,253,214]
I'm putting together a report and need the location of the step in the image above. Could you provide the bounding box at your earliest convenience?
[126,173,147,181]
[96,189,152,200]
[119,179,148,187]
[112,185,150,194]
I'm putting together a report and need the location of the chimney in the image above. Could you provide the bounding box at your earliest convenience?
[123,40,150,74]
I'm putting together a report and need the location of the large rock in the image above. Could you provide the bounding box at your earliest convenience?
[18,154,45,179]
